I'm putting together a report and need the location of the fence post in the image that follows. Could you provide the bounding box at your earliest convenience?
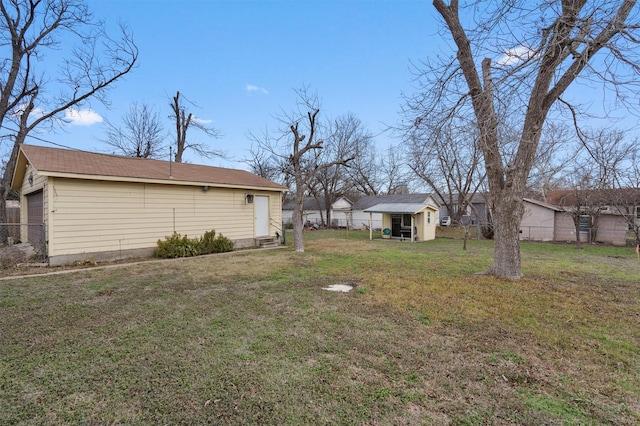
[41,223,47,261]
[281,220,286,245]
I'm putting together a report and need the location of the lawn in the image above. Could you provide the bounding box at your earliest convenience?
[1,230,638,424]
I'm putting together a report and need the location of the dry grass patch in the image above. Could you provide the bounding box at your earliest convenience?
[0,231,638,424]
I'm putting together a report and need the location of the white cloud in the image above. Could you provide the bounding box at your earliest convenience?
[192,116,213,125]
[497,45,536,66]
[12,104,46,119]
[245,84,269,95]
[65,108,103,126]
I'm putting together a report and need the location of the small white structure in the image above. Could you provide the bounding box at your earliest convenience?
[364,197,440,242]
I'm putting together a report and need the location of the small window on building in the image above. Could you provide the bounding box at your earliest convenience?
[402,214,412,227]
[579,215,590,232]
[427,211,431,224]
[636,206,640,219]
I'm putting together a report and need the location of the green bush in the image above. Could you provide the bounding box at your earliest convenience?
[198,229,235,255]
[154,230,234,259]
[154,232,199,258]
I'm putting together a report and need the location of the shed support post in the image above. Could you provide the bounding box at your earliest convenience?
[411,216,415,242]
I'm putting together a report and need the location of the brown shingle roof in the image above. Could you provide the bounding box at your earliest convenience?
[546,188,640,206]
[19,145,287,191]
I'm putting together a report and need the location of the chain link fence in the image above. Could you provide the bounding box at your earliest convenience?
[0,223,47,265]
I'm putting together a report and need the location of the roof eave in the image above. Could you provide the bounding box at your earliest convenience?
[10,149,28,191]
[364,203,438,215]
[39,171,288,192]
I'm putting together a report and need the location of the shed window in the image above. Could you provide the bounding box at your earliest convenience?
[636,206,640,219]
[427,211,431,224]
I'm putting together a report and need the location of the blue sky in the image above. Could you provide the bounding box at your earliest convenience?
[49,0,440,169]
[28,0,637,171]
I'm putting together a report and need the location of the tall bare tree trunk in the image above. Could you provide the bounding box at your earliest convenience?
[574,219,583,249]
[487,193,525,278]
[292,185,305,253]
[431,0,638,278]
[0,188,8,243]
[1,139,23,243]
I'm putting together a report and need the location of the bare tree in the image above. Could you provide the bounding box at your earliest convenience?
[559,169,606,248]
[312,113,368,227]
[170,91,223,163]
[613,144,640,246]
[102,103,165,158]
[244,143,283,183]
[552,128,637,247]
[579,128,635,189]
[345,141,410,196]
[582,129,639,245]
[0,0,138,238]
[250,88,353,252]
[406,114,486,226]
[414,0,640,278]
[527,123,579,201]
[344,135,381,196]
[381,145,412,194]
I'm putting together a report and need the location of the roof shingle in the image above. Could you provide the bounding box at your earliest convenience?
[19,145,287,191]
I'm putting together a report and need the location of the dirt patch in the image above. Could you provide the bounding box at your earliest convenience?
[0,243,38,270]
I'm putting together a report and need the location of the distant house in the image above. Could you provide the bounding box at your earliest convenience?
[551,210,629,246]
[545,189,638,246]
[519,199,561,242]
[435,193,490,225]
[11,145,287,265]
[282,196,353,228]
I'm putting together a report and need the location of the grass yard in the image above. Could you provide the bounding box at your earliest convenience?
[1,230,638,424]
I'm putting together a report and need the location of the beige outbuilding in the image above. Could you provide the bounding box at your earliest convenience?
[11,145,287,265]
[363,198,440,242]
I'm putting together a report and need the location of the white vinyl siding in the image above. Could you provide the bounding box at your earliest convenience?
[47,178,282,256]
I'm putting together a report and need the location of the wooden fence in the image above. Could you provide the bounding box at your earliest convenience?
[2,207,21,243]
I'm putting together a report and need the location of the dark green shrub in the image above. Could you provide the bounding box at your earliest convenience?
[154,232,200,258]
[155,230,234,259]
[198,229,235,254]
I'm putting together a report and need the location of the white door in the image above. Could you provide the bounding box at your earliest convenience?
[254,195,270,237]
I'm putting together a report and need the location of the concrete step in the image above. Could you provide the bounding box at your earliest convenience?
[260,241,281,248]
[256,236,280,248]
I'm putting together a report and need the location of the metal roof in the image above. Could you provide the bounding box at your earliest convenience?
[364,203,436,214]
[352,193,436,210]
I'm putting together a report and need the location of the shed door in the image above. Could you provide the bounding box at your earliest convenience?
[254,196,270,237]
[26,190,43,249]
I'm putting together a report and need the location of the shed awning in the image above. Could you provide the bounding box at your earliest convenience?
[364,203,435,214]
